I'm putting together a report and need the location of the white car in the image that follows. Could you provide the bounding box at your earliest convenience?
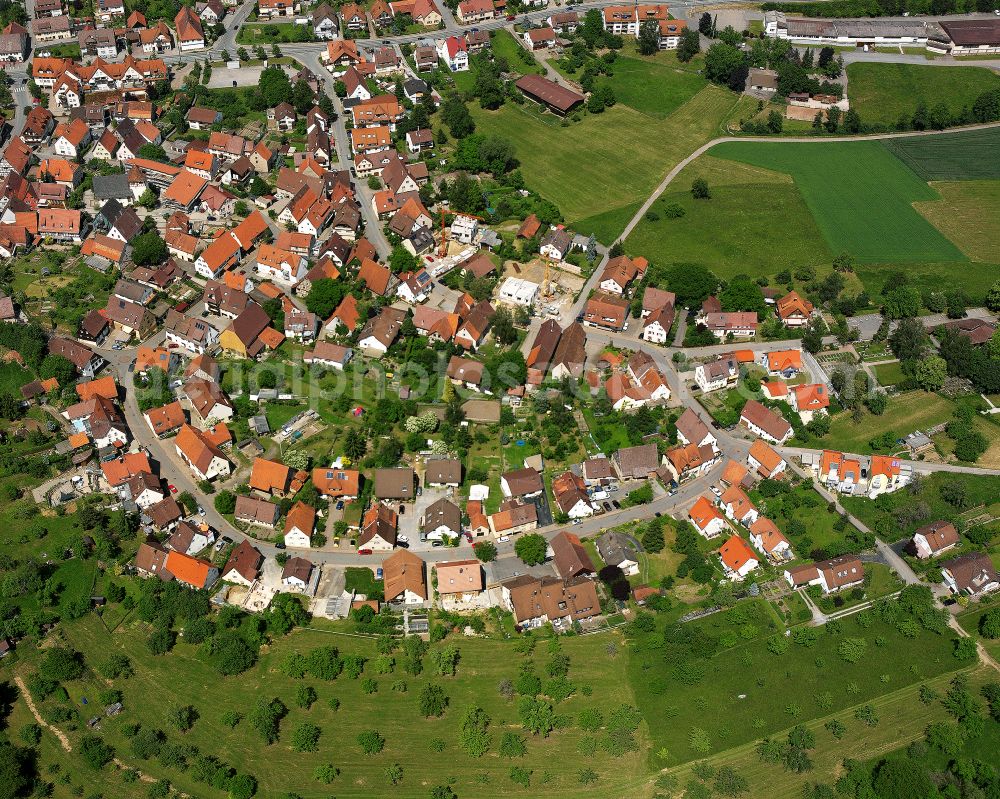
[498,535,511,543]
[397,534,409,543]
[710,486,722,497]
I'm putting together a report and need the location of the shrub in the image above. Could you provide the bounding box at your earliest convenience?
[292,723,321,752]
[357,729,385,755]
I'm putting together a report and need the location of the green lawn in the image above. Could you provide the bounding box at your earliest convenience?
[488,29,544,76]
[882,126,1000,181]
[628,596,966,766]
[626,154,833,279]
[749,482,844,560]
[842,471,1000,539]
[471,83,738,233]
[813,390,954,454]
[846,63,1000,127]
[594,53,707,119]
[712,140,966,263]
[0,360,33,395]
[39,615,650,799]
[236,22,315,45]
[873,361,906,387]
[957,596,1000,662]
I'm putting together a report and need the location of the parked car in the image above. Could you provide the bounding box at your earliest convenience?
[398,504,405,515]
[506,12,515,18]
[168,484,177,494]
[398,534,409,543]
[603,501,612,511]
[654,511,662,518]
[397,541,410,548]
[275,541,286,549]
[197,506,206,516]
[358,548,372,555]
[335,500,344,510]
[376,567,383,579]
[612,500,621,509]
[431,540,443,547]
[572,519,581,525]
[498,535,511,543]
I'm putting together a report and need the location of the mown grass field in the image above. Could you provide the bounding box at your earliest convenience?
[658,664,991,799]
[846,63,1000,127]
[914,180,1000,262]
[595,53,707,119]
[813,390,955,454]
[471,84,738,232]
[712,140,967,263]
[34,616,651,799]
[625,154,834,278]
[629,598,966,767]
[883,126,1000,181]
[873,361,906,386]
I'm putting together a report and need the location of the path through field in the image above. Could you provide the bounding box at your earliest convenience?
[15,674,72,752]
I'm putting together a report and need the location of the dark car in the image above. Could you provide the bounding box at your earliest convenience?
[654,511,662,518]
[396,541,410,549]
[398,504,405,515]
[274,541,286,550]
[612,500,621,509]
[603,501,612,511]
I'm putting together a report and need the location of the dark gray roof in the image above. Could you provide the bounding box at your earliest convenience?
[93,173,131,200]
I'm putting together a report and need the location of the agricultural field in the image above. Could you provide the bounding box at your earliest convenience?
[627,595,968,768]
[845,63,1000,127]
[625,154,834,278]
[914,180,1000,262]
[20,615,651,799]
[711,140,966,263]
[883,126,1000,181]
[470,83,739,235]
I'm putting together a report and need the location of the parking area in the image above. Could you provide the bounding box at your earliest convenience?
[401,485,463,551]
[206,63,298,88]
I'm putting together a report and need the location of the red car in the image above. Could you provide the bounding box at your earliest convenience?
[358,548,373,555]
[168,484,177,494]
[506,12,515,19]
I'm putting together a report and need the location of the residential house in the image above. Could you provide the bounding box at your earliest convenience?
[776,290,814,327]
[281,557,313,590]
[748,517,792,561]
[739,400,792,445]
[435,560,483,600]
[373,467,415,500]
[360,503,398,551]
[720,485,759,526]
[550,531,595,579]
[167,521,214,556]
[762,349,803,377]
[284,501,316,548]
[235,494,280,527]
[174,424,230,481]
[312,467,360,499]
[383,549,427,603]
[424,458,462,488]
[501,574,600,628]
[421,497,462,541]
[675,407,716,450]
[165,551,218,590]
[583,291,629,331]
[596,531,639,576]
[221,540,264,586]
[501,467,544,500]
[790,383,830,423]
[689,495,725,538]
[551,470,594,519]
[695,354,738,393]
[611,442,658,480]
[941,552,1000,597]
[747,439,786,479]
[910,521,960,560]
[785,555,865,594]
[249,457,292,496]
[703,311,758,339]
[719,534,759,580]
